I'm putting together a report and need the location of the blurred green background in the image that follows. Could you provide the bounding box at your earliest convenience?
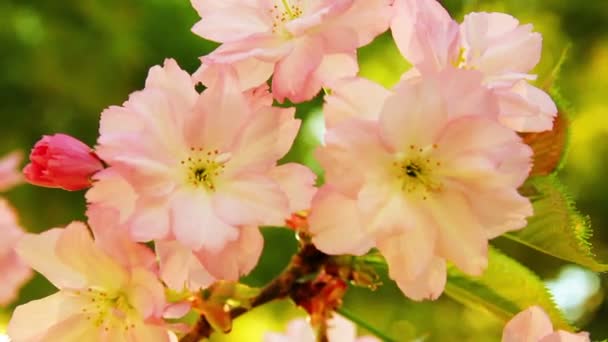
[1,0,607,341]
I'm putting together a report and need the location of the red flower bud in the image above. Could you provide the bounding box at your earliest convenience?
[23,134,103,191]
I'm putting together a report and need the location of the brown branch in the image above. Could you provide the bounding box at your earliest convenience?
[179,241,329,342]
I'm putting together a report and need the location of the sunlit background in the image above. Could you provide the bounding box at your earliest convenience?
[1,0,607,340]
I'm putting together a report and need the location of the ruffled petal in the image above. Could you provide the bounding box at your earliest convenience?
[170,189,239,252]
[195,226,264,280]
[156,240,215,291]
[309,186,374,255]
[269,163,317,213]
[324,77,391,128]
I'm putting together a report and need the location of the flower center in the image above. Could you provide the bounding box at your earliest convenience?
[393,144,443,200]
[77,287,138,332]
[181,147,230,191]
[270,0,304,34]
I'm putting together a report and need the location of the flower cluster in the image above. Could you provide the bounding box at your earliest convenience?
[4,0,591,341]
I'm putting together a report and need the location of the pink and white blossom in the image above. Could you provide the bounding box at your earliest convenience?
[191,0,393,103]
[7,222,169,342]
[91,59,315,280]
[264,315,379,342]
[0,199,32,306]
[310,70,533,300]
[502,306,590,342]
[23,134,104,191]
[391,0,557,132]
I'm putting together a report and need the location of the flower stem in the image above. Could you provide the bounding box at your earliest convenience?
[336,307,396,342]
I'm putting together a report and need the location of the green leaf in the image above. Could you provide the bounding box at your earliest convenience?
[504,175,608,272]
[445,247,572,331]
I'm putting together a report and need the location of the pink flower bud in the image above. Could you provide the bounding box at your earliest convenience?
[23,134,103,191]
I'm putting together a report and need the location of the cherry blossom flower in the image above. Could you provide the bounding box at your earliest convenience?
[391,0,557,132]
[191,0,393,103]
[0,199,32,306]
[0,151,23,191]
[310,69,533,300]
[264,315,379,342]
[92,59,315,280]
[502,306,590,342]
[23,134,103,191]
[7,222,169,341]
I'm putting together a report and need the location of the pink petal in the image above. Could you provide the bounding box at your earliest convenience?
[126,268,167,320]
[357,181,414,237]
[88,209,158,271]
[128,324,171,342]
[324,77,391,128]
[213,174,290,227]
[203,34,290,64]
[194,59,274,93]
[191,6,271,43]
[227,106,299,174]
[195,226,264,280]
[379,78,448,151]
[55,222,129,291]
[426,191,488,275]
[86,169,136,224]
[377,224,437,284]
[128,197,172,242]
[284,0,353,37]
[465,187,533,239]
[170,189,239,252]
[17,228,87,289]
[145,58,198,110]
[390,256,446,301]
[502,306,554,342]
[436,116,532,189]
[496,81,557,132]
[436,67,498,119]
[316,120,392,197]
[539,331,590,342]
[289,53,360,105]
[156,240,215,291]
[7,292,88,342]
[461,12,542,81]
[193,68,252,151]
[269,163,317,213]
[272,37,324,103]
[391,0,460,71]
[323,0,393,47]
[309,186,374,255]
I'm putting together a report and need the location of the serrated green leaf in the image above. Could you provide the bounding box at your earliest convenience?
[504,175,608,272]
[445,247,572,331]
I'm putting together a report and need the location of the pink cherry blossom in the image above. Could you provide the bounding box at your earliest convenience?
[391,0,556,132]
[23,134,104,191]
[502,306,590,342]
[92,59,315,277]
[0,199,32,306]
[264,314,379,342]
[0,151,23,191]
[191,0,393,103]
[7,221,169,342]
[310,70,533,300]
